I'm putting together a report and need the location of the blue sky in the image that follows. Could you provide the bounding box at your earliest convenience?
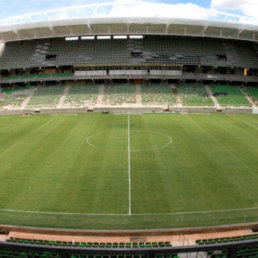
[0,0,257,25]
[161,0,210,8]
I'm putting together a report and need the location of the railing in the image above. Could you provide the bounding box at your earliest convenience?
[0,239,257,258]
[0,72,258,84]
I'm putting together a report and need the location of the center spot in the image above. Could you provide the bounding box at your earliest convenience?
[87,130,172,152]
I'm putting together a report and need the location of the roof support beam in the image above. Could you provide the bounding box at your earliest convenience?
[88,24,92,35]
[0,19,257,43]
[202,25,209,35]
[238,29,244,39]
[13,30,20,41]
[165,24,168,35]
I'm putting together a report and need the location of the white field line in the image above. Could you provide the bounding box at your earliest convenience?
[0,117,53,134]
[133,206,258,216]
[128,115,131,215]
[0,206,257,217]
[0,208,127,216]
[244,121,258,130]
[86,130,172,152]
[0,124,13,132]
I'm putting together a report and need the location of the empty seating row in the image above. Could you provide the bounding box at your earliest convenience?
[103,84,136,105]
[196,234,258,258]
[70,255,178,258]
[64,84,99,107]
[0,249,60,257]
[244,86,258,104]
[27,85,66,109]
[0,248,179,258]
[0,94,27,109]
[196,233,258,245]
[141,84,176,105]
[205,244,258,258]
[176,84,213,106]
[7,238,172,248]
[210,85,251,107]
[2,73,73,81]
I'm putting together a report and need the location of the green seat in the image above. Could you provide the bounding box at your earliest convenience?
[139,242,145,248]
[132,242,138,248]
[99,242,105,248]
[165,242,172,247]
[112,242,118,248]
[79,242,86,247]
[119,242,125,248]
[73,242,80,247]
[106,242,112,248]
[92,242,99,247]
[126,242,132,248]
[146,242,152,248]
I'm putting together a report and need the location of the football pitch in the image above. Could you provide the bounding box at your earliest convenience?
[0,113,257,229]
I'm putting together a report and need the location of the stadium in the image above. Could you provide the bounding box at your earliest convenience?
[0,1,257,257]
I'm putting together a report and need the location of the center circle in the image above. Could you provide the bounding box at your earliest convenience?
[86,130,172,152]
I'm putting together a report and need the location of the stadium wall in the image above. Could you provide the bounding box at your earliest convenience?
[0,107,254,115]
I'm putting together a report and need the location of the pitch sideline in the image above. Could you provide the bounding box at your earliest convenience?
[0,206,257,216]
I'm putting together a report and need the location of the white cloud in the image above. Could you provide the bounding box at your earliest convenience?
[1,0,258,26]
[107,0,258,24]
[109,0,210,20]
[211,0,256,9]
[211,0,258,21]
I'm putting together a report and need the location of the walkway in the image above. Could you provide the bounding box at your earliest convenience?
[171,85,182,107]
[57,85,70,109]
[97,85,104,105]
[20,87,37,109]
[205,85,220,108]
[239,87,256,107]
[135,84,142,105]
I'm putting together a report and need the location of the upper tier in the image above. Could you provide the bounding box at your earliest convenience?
[0,36,257,70]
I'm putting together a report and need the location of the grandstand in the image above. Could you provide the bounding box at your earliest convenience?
[141,84,176,105]
[0,93,27,109]
[176,84,214,106]
[0,233,257,257]
[0,19,257,111]
[209,85,251,107]
[0,37,258,70]
[27,85,66,109]
[0,86,34,109]
[0,18,257,111]
[244,86,258,105]
[103,84,136,105]
[1,83,256,109]
[63,84,99,108]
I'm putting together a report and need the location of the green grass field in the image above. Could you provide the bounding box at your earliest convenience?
[0,113,257,229]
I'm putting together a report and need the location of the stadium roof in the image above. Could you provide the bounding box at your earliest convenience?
[0,17,257,43]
